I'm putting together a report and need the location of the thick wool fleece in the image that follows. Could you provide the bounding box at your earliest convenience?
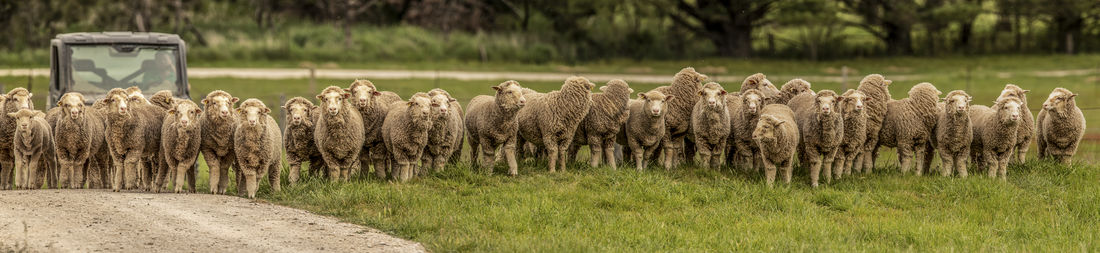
[8,109,54,189]
[383,93,435,182]
[347,79,403,179]
[315,86,365,182]
[996,84,1034,163]
[726,89,767,170]
[770,79,813,105]
[199,90,240,194]
[831,89,868,177]
[753,104,799,187]
[655,67,707,169]
[936,90,973,177]
[102,88,166,192]
[573,79,633,169]
[879,82,941,175]
[283,97,324,184]
[0,88,34,189]
[150,90,176,110]
[739,73,779,98]
[233,99,283,198]
[788,89,843,187]
[691,82,730,169]
[53,93,110,189]
[423,88,464,172]
[161,100,203,193]
[465,80,527,175]
[855,74,892,173]
[621,90,671,171]
[517,76,595,172]
[1037,88,1085,163]
[970,97,1023,180]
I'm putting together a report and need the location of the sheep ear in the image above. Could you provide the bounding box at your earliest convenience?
[491,86,503,92]
[939,97,946,102]
[344,88,352,93]
[371,91,381,96]
[1069,94,1077,99]
[638,93,647,99]
[201,98,208,104]
[315,94,323,99]
[27,93,32,98]
[665,95,675,102]
[698,90,705,97]
[966,96,973,102]
[231,97,240,103]
[262,108,271,114]
[342,93,351,99]
[599,86,607,92]
[1023,90,1030,94]
[5,113,14,117]
[281,105,288,109]
[57,101,63,107]
[448,98,457,102]
[168,109,177,115]
[719,90,727,96]
[883,80,892,86]
[312,105,319,110]
[194,108,203,114]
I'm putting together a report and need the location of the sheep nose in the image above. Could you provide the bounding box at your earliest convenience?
[293,116,302,121]
[652,109,660,114]
[181,119,190,125]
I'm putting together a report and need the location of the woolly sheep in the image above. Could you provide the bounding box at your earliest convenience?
[347,80,403,179]
[997,84,1034,163]
[162,99,203,193]
[8,109,55,189]
[315,86,366,182]
[855,74,892,173]
[102,88,166,192]
[517,76,595,172]
[878,83,941,175]
[739,73,780,98]
[150,90,176,110]
[620,90,673,170]
[935,90,973,177]
[1037,88,1085,164]
[382,93,435,181]
[465,80,527,175]
[572,79,633,169]
[199,90,240,194]
[233,99,283,198]
[830,89,868,177]
[770,79,813,105]
[422,88,463,172]
[726,89,767,171]
[655,67,707,169]
[788,89,843,187]
[970,96,1023,179]
[53,93,111,189]
[282,97,324,184]
[0,88,34,189]
[690,82,730,169]
[753,104,799,187]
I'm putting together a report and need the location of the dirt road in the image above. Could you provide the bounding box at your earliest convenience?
[0,190,425,252]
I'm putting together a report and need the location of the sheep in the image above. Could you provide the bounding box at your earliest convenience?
[315,86,366,182]
[199,90,240,194]
[382,93,435,181]
[150,90,176,110]
[997,84,1034,164]
[162,99,203,193]
[769,79,813,105]
[739,73,780,98]
[7,109,55,189]
[878,82,941,175]
[654,67,708,169]
[571,79,633,169]
[233,99,283,198]
[282,97,325,184]
[346,80,403,179]
[830,89,868,178]
[465,80,528,175]
[855,74,892,173]
[753,104,799,187]
[102,88,167,192]
[422,89,463,172]
[517,76,595,172]
[788,89,843,187]
[620,90,673,170]
[726,89,767,171]
[1,88,34,190]
[53,93,111,189]
[970,96,1024,180]
[1036,88,1085,164]
[690,82,731,169]
[934,90,974,177]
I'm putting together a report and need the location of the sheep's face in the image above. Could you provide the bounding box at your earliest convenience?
[999,85,1029,101]
[698,83,727,108]
[58,93,87,119]
[317,89,350,116]
[752,116,783,143]
[742,90,764,114]
[493,82,526,111]
[125,87,147,105]
[202,94,239,118]
[639,92,672,117]
[840,90,866,114]
[782,81,810,96]
[1043,89,1077,113]
[284,101,314,126]
[103,92,131,115]
[408,95,433,119]
[8,91,32,110]
[237,102,270,127]
[998,99,1022,123]
[170,101,202,128]
[815,93,837,115]
[348,81,381,108]
[428,92,455,117]
[7,109,41,134]
[944,93,971,115]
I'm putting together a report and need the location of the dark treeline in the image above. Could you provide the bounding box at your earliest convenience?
[2,0,1099,61]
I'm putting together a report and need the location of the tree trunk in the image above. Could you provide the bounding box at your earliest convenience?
[711,26,753,58]
[956,21,973,51]
[883,23,912,55]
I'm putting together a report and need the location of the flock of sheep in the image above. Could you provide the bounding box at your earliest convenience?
[0,67,1088,197]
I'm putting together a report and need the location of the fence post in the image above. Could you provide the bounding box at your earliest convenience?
[841,66,849,90]
[308,67,317,93]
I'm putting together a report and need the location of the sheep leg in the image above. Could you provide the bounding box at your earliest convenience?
[631,141,645,171]
[823,149,837,182]
[73,160,87,189]
[956,154,969,178]
[940,153,954,177]
[287,159,301,185]
[268,162,281,192]
[0,159,12,190]
[58,160,72,189]
[782,158,794,186]
[111,155,124,191]
[504,140,519,176]
[370,146,389,180]
[603,138,617,170]
[914,144,927,176]
[697,142,713,169]
[897,143,914,174]
[174,162,189,193]
[762,158,777,188]
[468,139,480,168]
[242,168,258,199]
[544,136,560,173]
[806,149,822,188]
[123,153,142,190]
[997,152,1010,180]
[588,135,602,168]
[28,154,42,189]
[1014,143,1028,164]
[984,150,998,178]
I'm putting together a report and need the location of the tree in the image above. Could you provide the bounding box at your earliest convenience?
[773,0,847,60]
[839,0,919,55]
[653,0,778,58]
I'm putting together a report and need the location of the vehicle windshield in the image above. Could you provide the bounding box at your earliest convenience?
[68,44,180,97]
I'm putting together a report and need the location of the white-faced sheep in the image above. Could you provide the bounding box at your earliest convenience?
[1037,88,1085,164]
[0,88,34,189]
[770,79,813,105]
[935,90,973,177]
[620,90,673,170]
[53,93,111,189]
[572,79,633,169]
[347,80,403,179]
[282,97,324,184]
[233,99,282,198]
[465,80,527,175]
[997,84,1034,163]
[423,88,463,172]
[830,89,868,178]
[970,96,1023,179]
[878,82,941,175]
[753,104,799,187]
[788,89,843,187]
[315,86,366,182]
[726,89,768,171]
[691,82,730,169]
[739,73,780,98]
[382,93,435,181]
[655,67,707,169]
[517,76,595,172]
[8,109,55,189]
[102,88,167,191]
[855,74,892,173]
[162,99,203,193]
[199,90,240,194]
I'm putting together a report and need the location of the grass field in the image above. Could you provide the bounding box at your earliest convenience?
[1,55,1097,251]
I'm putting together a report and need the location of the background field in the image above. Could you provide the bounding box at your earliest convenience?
[1,55,1097,251]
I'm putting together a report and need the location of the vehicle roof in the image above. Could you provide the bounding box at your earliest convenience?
[54,32,183,45]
